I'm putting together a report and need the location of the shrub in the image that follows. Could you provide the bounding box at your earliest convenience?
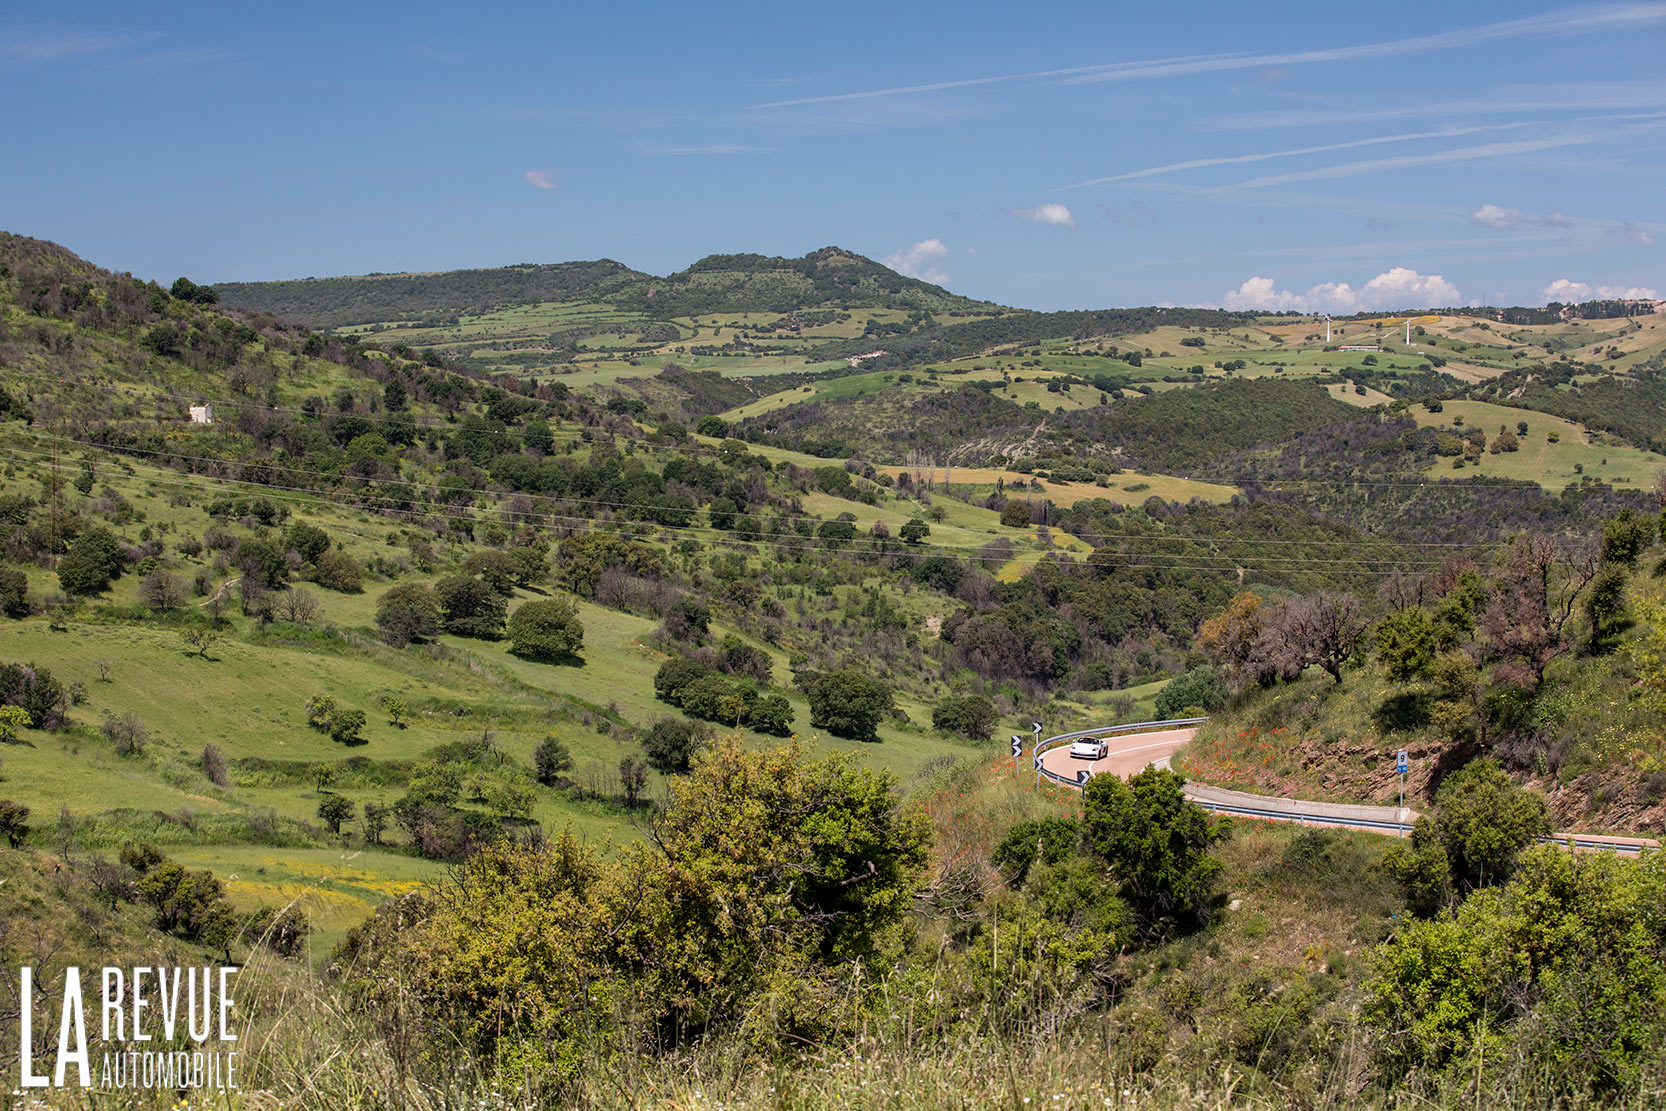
[749,693,794,737]
[285,522,331,564]
[1153,666,1226,719]
[57,526,125,595]
[655,657,713,704]
[329,708,368,746]
[806,668,893,743]
[200,743,229,787]
[312,549,363,593]
[0,568,30,618]
[932,694,999,741]
[506,599,584,662]
[317,792,355,834]
[533,735,572,786]
[642,716,710,774]
[0,663,67,730]
[243,904,312,958]
[0,800,29,847]
[376,582,441,646]
[102,711,148,756]
[1082,767,1226,937]
[437,575,507,639]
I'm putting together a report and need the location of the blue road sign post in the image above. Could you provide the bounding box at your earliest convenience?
[1396,749,1409,811]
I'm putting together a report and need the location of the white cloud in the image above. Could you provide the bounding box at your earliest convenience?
[1010,203,1076,227]
[1469,203,1577,230]
[883,238,950,284]
[523,168,560,191]
[1221,267,1463,313]
[1540,278,1660,303]
[1614,219,1657,246]
[1469,203,1527,229]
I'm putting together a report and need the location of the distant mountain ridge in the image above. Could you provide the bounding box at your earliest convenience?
[217,246,999,329]
[214,259,647,329]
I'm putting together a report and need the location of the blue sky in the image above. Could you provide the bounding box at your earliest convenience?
[2,0,1661,311]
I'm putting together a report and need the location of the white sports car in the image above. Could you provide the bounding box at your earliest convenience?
[1069,737,1109,760]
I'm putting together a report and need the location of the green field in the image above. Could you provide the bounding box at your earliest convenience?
[1407,399,1666,489]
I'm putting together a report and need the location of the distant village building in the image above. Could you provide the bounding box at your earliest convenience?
[188,404,214,424]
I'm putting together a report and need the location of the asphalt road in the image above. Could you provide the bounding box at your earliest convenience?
[1036,727,1197,783]
[1038,725,1659,856]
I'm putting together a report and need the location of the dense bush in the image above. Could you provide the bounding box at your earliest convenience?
[806,668,893,743]
[376,582,440,646]
[932,694,998,741]
[437,575,507,639]
[506,599,584,662]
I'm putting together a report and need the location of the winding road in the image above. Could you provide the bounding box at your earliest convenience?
[1037,722,1660,857]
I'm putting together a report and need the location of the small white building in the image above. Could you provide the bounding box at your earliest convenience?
[188,404,214,424]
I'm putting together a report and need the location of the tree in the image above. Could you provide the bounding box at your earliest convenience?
[1368,846,1666,1094]
[1082,767,1226,936]
[362,800,389,845]
[1153,666,1227,719]
[1585,564,1629,654]
[139,569,186,613]
[619,754,648,808]
[0,705,30,743]
[1000,500,1032,527]
[305,694,337,732]
[308,763,337,791]
[102,711,148,756]
[748,693,794,737]
[136,860,236,948]
[1285,593,1368,684]
[1481,535,1599,693]
[899,519,930,545]
[317,793,354,835]
[1194,592,1265,689]
[642,716,709,774]
[0,800,28,848]
[383,696,408,728]
[487,781,536,821]
[1599,509,1653,566]
[506,599,584,662]
[437,575,507,639]
[275,587,321,624]
[991,817,1082,885]
[1375,607,1439,683]
[286,522,331,564]
[235,537,289,589]
[376,582,441,647]
[181,625,220,658]
[57,526,125,595]
[806,668,893,743]
[931,694,998,741]
[330,708,368,746]
[313,549,363,593]
[200,743,229,786]
[0,663,68,731]
[533,735,572,786]
[0,568,30,618]
[1414,757,1550,900]
[464,549,521,596]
